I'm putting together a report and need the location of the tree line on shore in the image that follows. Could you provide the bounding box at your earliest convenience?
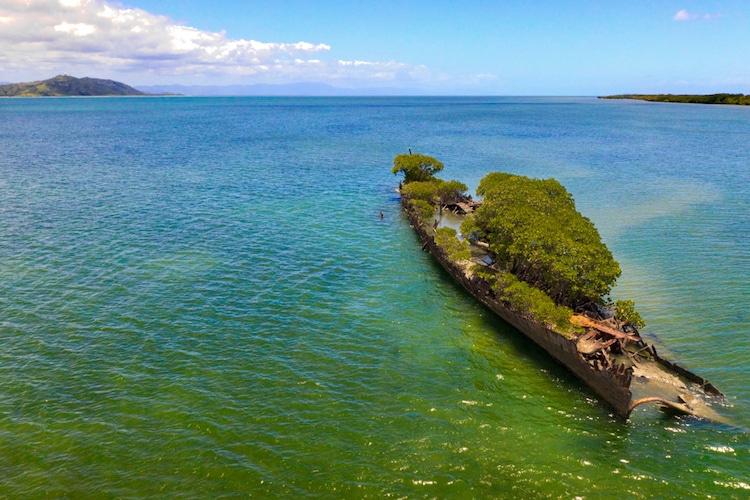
[600,94,750,106]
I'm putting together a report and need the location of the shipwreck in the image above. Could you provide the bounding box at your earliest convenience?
[393,153,725,420]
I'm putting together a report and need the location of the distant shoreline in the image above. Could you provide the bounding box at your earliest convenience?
[599,94,750,106]
[0,94,181,99]
[0,75,180,98]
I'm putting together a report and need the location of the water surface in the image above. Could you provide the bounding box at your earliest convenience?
[0,97,748,497]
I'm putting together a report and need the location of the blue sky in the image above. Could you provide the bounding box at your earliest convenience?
[1,0,748,94]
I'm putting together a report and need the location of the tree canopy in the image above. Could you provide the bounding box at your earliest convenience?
[462,172,621,309]
[397,156,468,224]
[401,178,468,211]
[435,179,468,209]
[400,180,438,205]
[434,227,471,262]
[392,154,444,183]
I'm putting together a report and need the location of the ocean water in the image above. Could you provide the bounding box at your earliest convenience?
[0,96,747,498]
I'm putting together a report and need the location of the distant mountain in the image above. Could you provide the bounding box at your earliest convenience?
[0,75,148,97]
[136,82,424,96]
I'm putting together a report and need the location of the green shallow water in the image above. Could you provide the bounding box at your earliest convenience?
[0,97,748,498]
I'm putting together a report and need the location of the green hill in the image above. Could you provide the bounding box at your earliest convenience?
[0,75,148,97]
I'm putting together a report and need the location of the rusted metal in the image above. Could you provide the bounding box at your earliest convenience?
[571,315,641,343]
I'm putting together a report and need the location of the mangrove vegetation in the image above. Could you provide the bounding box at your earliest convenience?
[461,172,621,310]
[393,153,644,333]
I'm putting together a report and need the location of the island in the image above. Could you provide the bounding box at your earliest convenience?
[600,93,750,106]
[0,75,160,97]
[393,153,726,420]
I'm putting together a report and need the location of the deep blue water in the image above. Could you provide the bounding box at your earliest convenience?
[0,96,748,497]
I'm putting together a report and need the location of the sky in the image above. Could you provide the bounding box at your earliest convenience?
[1,0,748,95]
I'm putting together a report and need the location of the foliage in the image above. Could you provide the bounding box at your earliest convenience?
[392,153,445,183]
[434,227,471,262]
[409,199,436,222]
[489,271,578,336]
[401,181,438,206]
[401,178,469,213]
[462,172,621,309]
[435,179,469,209]
[615,299,646,329]
[600,94,750,106]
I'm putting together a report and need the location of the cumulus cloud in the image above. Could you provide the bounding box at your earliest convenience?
[673,9,723,21]
[0,0,422,86]
[54,21,96,36]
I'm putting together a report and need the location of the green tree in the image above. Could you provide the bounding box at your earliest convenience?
[615,299,645,329]
[392,153,444,183]
[487,270,578,336]
[435,179,469,212]
[401,181,438,206]
[409,199,436,222]
[462,172,621,309]
[401,178,468,216]
[434,227,471,262]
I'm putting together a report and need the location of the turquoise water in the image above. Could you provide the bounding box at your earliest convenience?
[0,97,747,498]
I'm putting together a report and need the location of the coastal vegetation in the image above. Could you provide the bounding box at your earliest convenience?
[397,156,469,221]
[434,227,471,262]
[391,153,445,183]
[0,75,148,97]
[461,172,621,310]
[614,299,645,330]
[400,178,469,215]
[474,265,578,336]
[600,94,750,106]
[393,153,643,333]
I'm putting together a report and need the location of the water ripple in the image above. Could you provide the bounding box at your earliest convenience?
[0,97,748,498]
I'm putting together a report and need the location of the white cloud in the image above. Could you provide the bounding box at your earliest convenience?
[54,21,95,36]
[673,9,723,21]
[673,9,697,21]
[0,0,427,87]
[59,0,87,7]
